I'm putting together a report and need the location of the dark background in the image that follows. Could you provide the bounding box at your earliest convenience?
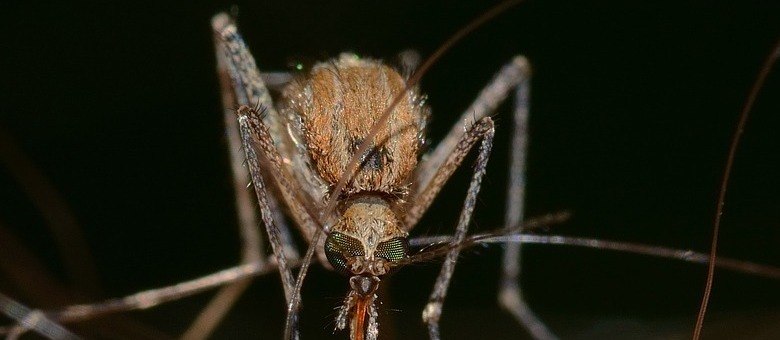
[1,1,779,339]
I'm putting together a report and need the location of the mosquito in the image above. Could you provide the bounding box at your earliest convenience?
[209,1,555,338]
[1,2,778,340]
[213,0,780,337]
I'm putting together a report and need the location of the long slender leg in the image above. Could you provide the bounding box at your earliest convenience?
[213,13,324,253]
[406,56,530,228]
[267,188,301,261]
[237,107,308,340]
[212,14,319,338]
[499,58,557,340]
[0,292,79,340]
[5,235,777,331]
[182,21,268,339]
[235,110,297,299]
[211,14,277,117]
[421,117,495,340]
[407,56,555,339]
[181,27,298,340]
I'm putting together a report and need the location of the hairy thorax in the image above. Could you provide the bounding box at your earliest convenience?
[282,54,426,197]
[281,54,427,273]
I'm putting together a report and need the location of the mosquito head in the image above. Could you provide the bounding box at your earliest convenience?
[328,200,409,340]
[324,231,410,276]
[324,196,410,277]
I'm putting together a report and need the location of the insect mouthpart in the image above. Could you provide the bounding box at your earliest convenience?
[350,274,380,297]
[335,275,382,340]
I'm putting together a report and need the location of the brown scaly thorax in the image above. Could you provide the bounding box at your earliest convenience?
[282,53,428,197]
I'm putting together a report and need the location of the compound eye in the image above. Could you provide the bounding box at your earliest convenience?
[324,232,365,274]
[374,237,409,264]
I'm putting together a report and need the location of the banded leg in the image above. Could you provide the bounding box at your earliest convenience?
[421,117,495,340]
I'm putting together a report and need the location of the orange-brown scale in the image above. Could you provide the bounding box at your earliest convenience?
[284,54,424,197]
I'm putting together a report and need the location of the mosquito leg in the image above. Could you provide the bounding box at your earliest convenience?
[406,56,553,338]
[422,117,495,340]
[237,107,305,340]
[238,106,330,340]
[213,13,322,266]
[180,23,290,339]
[5,234,777,331]
[498,57,557,340]
[213,17,321,340]
[179,70,263,340]
[406,56,530,228]
[214,15,331,337]
[214,14,323,265]
[213,13,324,255]
[212,13,277,117]
[0,292,79,340]
[9,261,293,328]
[215,33,299,262]
[267,189,301,261]
[403,55,552,338]
[234,109,296,298]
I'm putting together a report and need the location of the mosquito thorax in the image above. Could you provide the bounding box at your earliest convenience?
[282,53,428,197]
[324,195,410,276]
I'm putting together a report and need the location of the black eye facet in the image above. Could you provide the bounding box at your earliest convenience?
[325,232,365,273]
[374,237,409,263]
